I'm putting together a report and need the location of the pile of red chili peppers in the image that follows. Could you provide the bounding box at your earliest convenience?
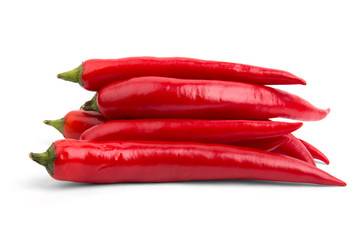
[30,57,345,186]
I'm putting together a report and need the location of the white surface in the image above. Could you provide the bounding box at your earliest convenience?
[1,0,359,239]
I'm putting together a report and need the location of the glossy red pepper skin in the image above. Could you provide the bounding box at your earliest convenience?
[95,77,329,121]
[230,136,290,151]
[63,111,106,139]
[42,140,344,185]
[299,139,330,164]
[272,134,316,165]
[45,110,106,139]
[80,119,302,143]
[79,57,305,91]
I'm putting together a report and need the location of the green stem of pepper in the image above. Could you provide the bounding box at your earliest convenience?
[80,93,99,112]
[43,118,65,136]
[57,64,84,86]
[29,143,56,175]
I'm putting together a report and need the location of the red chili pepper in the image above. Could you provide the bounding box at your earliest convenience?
[29,139,345,185]
[80,119,302,143]
[57,57,306,91]
[299,139,330,164]
[272,134,316,165]
[230,135,290,151]
[81,76,329,121]
[44,110,106,139]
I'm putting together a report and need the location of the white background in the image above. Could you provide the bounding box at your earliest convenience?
[1,0,359,239]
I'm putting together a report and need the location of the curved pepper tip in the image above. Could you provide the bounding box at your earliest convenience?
[295,121,303,129]
[320,154,330,165]
[317,108,330,121]
[299,78,307,85]
[337,179,347,186]
[326,173,346,186]
[322,108,331,119]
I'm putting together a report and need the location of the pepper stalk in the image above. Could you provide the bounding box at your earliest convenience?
[29,143,56,175]
[57,64,84,86]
